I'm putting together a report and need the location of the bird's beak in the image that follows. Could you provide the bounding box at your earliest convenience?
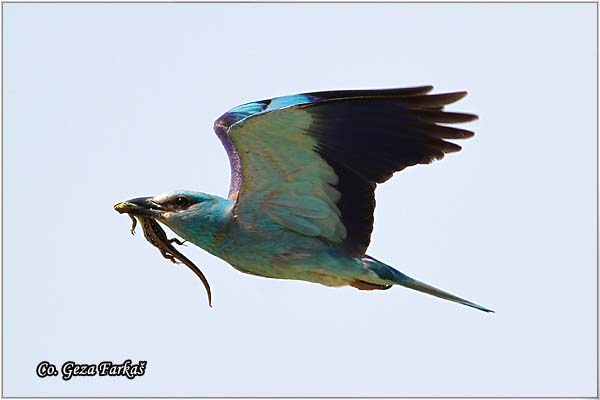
[113,196,164,217]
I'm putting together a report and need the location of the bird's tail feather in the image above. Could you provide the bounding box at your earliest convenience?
[363,255,494,313]
[392,273,494,313]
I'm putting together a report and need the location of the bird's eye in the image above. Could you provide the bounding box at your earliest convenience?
[175,196,189,207]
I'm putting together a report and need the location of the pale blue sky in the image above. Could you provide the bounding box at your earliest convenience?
[3,2,597,397]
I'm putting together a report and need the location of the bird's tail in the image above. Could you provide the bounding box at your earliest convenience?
[362,255,494,313]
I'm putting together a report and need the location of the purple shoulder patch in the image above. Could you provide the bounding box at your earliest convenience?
[213,116,242,197]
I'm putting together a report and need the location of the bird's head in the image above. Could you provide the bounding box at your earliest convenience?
[114,190,233,244]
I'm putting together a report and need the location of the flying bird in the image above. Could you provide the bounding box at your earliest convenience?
[115,86,493,312]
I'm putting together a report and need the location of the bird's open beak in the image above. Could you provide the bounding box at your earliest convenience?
[113,197,164,217]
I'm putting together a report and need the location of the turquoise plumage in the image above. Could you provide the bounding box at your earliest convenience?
[115,86,493,312]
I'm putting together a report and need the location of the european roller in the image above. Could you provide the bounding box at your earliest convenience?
[115,85,493,313]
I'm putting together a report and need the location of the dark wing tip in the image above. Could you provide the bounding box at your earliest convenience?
[414,110,478,124]
[400,91,469,109]
[443,141,463,154]
[305,85,435,101]
[444,90,469,104]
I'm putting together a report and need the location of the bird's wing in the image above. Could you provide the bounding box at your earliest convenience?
[213,86,477,256]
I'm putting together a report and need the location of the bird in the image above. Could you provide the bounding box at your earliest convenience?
[115,85,493,313]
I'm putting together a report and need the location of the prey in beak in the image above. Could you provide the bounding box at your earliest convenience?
[114,197,212,307]
[114,197,165,218]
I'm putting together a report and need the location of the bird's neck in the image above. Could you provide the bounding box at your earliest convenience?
[168,196,235,257]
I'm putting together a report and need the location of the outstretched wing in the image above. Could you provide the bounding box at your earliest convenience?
[213,86,477,256]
